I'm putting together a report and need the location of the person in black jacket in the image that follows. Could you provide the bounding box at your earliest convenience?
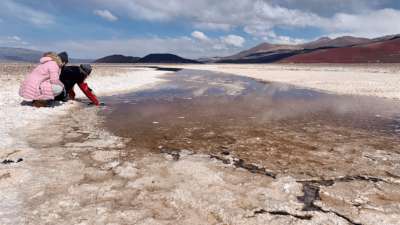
[55,64,100,105]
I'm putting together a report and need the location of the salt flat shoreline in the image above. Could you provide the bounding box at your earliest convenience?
[153,63,400,100]
[7,62,399,159]
[0,65,168,149]
[1,63,400,224]
[0,66,169,224]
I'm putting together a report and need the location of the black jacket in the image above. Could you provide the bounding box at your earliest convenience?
[60,66,87,93]
[55,66,100,105]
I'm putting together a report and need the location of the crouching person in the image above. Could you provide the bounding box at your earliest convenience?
[19,52,65,107]
[55,64,100,106]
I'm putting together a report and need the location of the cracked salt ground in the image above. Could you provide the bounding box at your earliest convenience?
[7,69,400,224]
[11,109,351,225]
[100,69,400,224]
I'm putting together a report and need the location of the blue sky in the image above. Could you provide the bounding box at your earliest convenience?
[1,0,400,59]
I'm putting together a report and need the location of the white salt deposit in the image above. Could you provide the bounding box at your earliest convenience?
[0,66,169,225]
[155,64,400,100]
[1,64,400,225]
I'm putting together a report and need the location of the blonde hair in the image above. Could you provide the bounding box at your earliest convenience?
[43,52,63,67]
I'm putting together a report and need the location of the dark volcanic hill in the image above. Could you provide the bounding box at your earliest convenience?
[94,54,140,63]
[137,53,200,64]
[281,37,400,63]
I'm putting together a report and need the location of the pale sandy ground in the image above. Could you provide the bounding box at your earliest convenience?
[0,64,168,224]
[0,64,166,149]
[1,63,400,225]
[154,63,400,99]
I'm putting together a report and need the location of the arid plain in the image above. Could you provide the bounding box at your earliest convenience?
[1,63,400,225]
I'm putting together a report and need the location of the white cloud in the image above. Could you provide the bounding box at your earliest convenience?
[190,31,245,51]
[191,31,210,42]
[0,36,28,47]
[269,0,389,16]
[36,35,243,59]
[221,35,245,47]
[259,31,307,45]
[10,36,21,41]
[318,8,400,38]
[5,0,399,56]
[87,0,400,41]
[87,1,320,32]
[0,0,54,26]
[269,36,307,45]
[194,22,232,31]
[94,9,118,22]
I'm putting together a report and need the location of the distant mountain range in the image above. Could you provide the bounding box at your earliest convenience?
[2,34,400,64]
[280,36,400,63]
[0,47,92,63]
[95,53,200,64]
[301,36,371,49]
[0,48,200,64]
[216,34,400,63]
[0,47,43,62]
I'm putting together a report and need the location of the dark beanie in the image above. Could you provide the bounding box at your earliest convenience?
[80,64,92,75]
[58,52,69,64]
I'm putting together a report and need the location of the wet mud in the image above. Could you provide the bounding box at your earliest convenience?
[103,69,400,180]
[13,69,400,225]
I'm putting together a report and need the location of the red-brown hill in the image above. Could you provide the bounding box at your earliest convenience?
[301,36,370,49]
[281,37,400,63]
[215,35,373,63]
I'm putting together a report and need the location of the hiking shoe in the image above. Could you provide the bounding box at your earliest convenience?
[32,100,48,108]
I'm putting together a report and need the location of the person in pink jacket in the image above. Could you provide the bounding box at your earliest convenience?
[19,52,66,107]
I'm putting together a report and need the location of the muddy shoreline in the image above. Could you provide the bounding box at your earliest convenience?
[2,65,400,225]
[98,69,400,224]
[103,70,400,179]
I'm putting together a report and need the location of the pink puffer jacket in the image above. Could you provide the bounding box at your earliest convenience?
[19,57,64,100]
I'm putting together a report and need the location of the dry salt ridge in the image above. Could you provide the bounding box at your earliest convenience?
[0,63,400,225]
